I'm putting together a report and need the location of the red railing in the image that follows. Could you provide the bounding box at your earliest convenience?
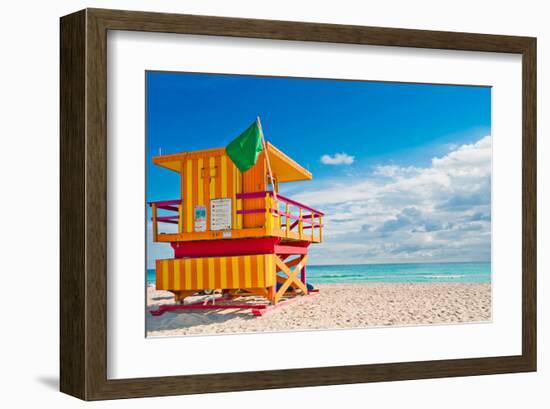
[236,191,324,241]
[148,191,324,242]
[148,199,182,239]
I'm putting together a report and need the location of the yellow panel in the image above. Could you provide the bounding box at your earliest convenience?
[196,258,203,288]
[243,152,265,228]
[162,260,169,290]
[256,255,265,287]
[209,156,216,199]
[231,257,239,288]
[221,155,227,198]
[235,164,242,229]
[197,158,204,205]
[184,258,191,289]
[173,259,181,290]
[244,256,252,288]
[266,255,274,287]
[155,259,162,289]
[208,258,215,289]
[185,159,193,233]
[158,254,281,293]
[220,257,227,288]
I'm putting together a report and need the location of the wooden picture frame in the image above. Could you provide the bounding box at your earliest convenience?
[60,8,536,400]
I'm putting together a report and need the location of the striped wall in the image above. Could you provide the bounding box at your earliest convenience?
[243,152,266,228]
[156,254,275,291]
[181,153,244,233]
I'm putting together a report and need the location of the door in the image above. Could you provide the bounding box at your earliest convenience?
[242,152,266,228]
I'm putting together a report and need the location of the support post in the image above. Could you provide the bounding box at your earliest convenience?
[152,203,158,241]
[311,212,315,240]
[285,203,290,237]
[265,192,272,234]
[298,208,303,239]
[257,116,278,200]
[278,198,282,229]
[178,203,183,233]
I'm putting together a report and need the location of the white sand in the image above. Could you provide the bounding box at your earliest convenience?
[146,283,491,337]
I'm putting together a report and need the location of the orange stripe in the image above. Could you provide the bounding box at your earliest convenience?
[180,159,184,198]
[232,257,239,288]
[256,255,264,287]
[203,158,210,230]
[179,259,185,290]
[196,258,204,289]
[209,156,215,199]
[207,258,215,289]
[185,159,193,232]
[235,164,242,229]
[192,159,198,227]
[190,258,196,290]
[173,259,180,290]
[220,257,227,288]
[215,156,222,198]
[167,261,174,289]
[226,256,233,288]
[197,158,204,206]
[226,157,234,227]
[250,256,258,288]
[214,257,221,289]
[184,258,191,289]
[243,152,265,228]
[264,255,275,287]
[155,259,162,289]
[180,160,185,233]
[238,257,246,289]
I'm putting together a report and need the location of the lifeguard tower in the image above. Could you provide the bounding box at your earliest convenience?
[149,120,324,316]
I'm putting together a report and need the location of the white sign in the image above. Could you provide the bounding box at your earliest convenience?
[210,198,232,231]
[193,205,206,232]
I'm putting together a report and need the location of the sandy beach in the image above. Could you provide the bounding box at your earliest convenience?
[146,283,491,337]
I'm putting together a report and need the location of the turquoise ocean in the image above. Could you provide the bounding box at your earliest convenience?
[147,261,490,286]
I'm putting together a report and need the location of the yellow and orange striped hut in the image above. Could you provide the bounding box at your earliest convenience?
[150,140,324,308]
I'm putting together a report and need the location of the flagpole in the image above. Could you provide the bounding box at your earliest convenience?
[256,116,278,202]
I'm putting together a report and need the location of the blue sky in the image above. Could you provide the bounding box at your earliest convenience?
[146,71,491,266]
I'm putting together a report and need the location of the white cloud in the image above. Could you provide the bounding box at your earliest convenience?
[432,136,491,178]
[320,152,355,165]
[373,164,419,177]
[295,135,492,265]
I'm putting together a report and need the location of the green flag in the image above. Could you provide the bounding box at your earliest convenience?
[225,121,263,172]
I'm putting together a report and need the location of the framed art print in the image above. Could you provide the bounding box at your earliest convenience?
[60,8,536,400]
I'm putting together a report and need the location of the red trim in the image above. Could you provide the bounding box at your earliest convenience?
[172,237,281,257]
[253,291,319,316]
[150,291,320,317]
[236,208,265,215]
[172,238,311,257]
[148,199,182,206]
[236,191,266,199]
[157,205,179,212]
[273,244,308,255]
